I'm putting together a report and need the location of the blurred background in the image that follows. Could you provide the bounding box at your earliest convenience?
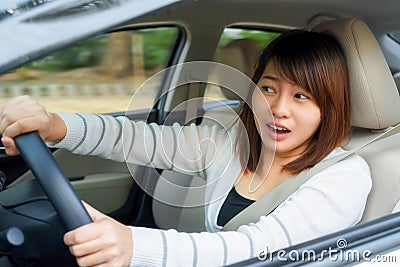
[0,27,278,114]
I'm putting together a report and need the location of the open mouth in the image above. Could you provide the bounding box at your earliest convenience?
[267,124,291,134]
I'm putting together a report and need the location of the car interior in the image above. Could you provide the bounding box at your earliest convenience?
[1,0,400,266]
[153,17,400,232]
[312,19,400,224]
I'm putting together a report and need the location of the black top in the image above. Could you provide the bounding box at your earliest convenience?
[217,187,255,227]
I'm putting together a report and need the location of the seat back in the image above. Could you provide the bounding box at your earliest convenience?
[314,18,400,223]
[217,38,259,100]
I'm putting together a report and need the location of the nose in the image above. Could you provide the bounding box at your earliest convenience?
[269,94,290,118]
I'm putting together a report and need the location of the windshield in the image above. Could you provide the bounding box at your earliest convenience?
[0,0,182,73]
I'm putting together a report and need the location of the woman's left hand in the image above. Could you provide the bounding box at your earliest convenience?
[63,202,133,267]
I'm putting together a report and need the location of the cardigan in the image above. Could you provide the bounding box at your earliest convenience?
[54,113,372,267]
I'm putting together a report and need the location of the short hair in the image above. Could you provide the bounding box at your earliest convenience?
[238,29,351,174]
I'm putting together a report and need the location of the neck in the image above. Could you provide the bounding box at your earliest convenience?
[257,145,306,176]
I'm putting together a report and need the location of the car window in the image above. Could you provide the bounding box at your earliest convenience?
[204,28,280,102]
[0,26,180,113]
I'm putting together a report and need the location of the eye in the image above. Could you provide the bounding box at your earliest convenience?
[294,93,310,99]
[262,86,275,93]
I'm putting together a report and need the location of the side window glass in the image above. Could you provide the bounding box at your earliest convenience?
[205,28,280,102]
[0,27,179,113]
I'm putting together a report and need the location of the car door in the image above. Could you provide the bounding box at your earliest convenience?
[0,0,184,225]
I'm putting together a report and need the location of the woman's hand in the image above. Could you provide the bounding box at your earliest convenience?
[64,202,133,267]
[0,95,66,155]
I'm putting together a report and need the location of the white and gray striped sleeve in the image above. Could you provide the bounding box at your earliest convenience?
[129,226,256,267]
[128,214,291,267]
[53,113,232,175]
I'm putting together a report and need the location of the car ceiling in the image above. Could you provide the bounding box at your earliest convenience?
[138,0,400,38]
[132,0,400,72]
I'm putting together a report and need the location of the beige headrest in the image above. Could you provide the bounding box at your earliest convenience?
[217,38,260,100]
[313,18,400,130]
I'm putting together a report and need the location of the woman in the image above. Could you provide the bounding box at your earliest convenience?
[0,30,371,267]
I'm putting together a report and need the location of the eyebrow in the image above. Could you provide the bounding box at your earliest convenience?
[261,75,280,82]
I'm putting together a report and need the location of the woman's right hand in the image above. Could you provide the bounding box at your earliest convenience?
[0,95,67,156]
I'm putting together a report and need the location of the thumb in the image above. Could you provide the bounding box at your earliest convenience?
[1,136,20,156]
[82,201,108,222]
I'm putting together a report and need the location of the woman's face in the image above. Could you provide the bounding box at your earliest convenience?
[252,62,321,159]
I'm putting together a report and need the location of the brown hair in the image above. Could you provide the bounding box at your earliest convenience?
[238,29,351,174]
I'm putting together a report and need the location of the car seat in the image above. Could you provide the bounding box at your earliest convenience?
[313,18,400,223]
[201,38,260,126]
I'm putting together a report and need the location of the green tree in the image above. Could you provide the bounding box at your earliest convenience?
[140,27,179,73]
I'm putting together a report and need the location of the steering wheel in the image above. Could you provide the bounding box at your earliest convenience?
[14,132,92,231]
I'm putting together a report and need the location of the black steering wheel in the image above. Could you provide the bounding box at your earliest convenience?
[14,132,92,231]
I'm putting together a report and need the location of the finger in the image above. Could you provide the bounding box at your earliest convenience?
[64,223,103,246]
[0,111,12,134]
[0,96,48,138]
[69,238,103,258]
[1,136,20,156]
[2,117,42,139]
[0,96,34,131]
[87,264,109,267]
[76,251,109,267]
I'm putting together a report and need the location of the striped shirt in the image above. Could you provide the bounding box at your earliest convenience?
[54,113,371,267]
